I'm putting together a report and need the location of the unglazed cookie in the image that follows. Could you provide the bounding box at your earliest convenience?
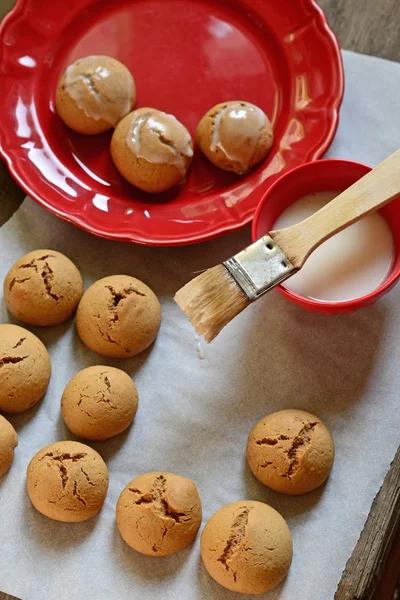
[0,324,51,413]
[0,416,18,477]
[196,101,273,174]
[76,275,161,358]
[27,441,109,522]
[247,409,335,495]
[56,55,135,134]
[61,366,138,441]
[4,249,83,326]
[201,500,292,594]
[116,472,202,556]
[110,108,193,193]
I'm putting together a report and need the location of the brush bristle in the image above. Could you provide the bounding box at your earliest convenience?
[174,264,250,343]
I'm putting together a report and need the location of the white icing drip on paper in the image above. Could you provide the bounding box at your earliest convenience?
[195,333,205,360]
[210,103,266,172]
[126,110,193,175]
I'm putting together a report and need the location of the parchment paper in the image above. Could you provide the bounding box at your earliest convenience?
[0,50,399,600]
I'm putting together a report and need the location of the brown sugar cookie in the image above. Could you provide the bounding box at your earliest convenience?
[26,441,109,522]
[247,409,335,495]
[61,365,138,441]
[200,500,292,595]
[196,101,273,174]
[0,416,18,477]
[0,324,51,413]
[110,108,193,193]
[4,249,83,326]
[116,472,202,556]
[76,275,161,358]
[56,55,136,134]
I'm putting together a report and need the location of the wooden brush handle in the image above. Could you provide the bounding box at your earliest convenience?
[270,150,400,269]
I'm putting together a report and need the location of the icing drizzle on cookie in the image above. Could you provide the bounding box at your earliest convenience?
[64,56,133,125]
[210,102,266,173]
[126,110,193,176]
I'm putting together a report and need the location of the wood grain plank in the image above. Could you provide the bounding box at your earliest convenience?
[373,532,400,600]
[335,446,400,599]
[317,0,400,62]
[0,160,25,226]
[0,0,15,20]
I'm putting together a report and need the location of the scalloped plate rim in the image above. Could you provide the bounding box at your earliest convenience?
[0,0,344,246]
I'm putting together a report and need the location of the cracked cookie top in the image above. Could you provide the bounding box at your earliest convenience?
[61,365,138,441]
[246,409,335,495]
[76,274,161,358]
[110,108,193,193]
[26,440,109,523]
[56,55,136,135]
[116,472,202,556]
[0,324,51,413]
[200,500,292,594]
[0,415,18,477]
[4,249,83,326]
[196,101,273,175]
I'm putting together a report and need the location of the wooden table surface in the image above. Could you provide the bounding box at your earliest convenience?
[0,1,399,599]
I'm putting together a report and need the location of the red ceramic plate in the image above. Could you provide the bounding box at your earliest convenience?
[0,0,343,246]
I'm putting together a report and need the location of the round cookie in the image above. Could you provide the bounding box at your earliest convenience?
[27,441,109,522]
[0,416,18,477]
[196,101,273,174]
[110,108,193,193]
[61,365,138,441]
[4,249,83,326]
[201,500,292,594]
[56,55,135,134]
[76,275,161,358]
[0,324,51,413]
[247,409,334,495]
[116,472,202,556]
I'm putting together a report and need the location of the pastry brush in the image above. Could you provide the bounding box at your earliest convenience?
[174,150,400,342]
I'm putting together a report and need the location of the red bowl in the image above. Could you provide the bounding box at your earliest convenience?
[251,159,400,314]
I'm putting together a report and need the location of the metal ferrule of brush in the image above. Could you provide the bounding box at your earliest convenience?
[223,235,297,301]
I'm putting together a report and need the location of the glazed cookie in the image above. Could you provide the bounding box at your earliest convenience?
[56,55,135,134]
[0,416,18,477]
[61,365,138,441]
[201,500,292,594]
[76,275,161,358]
[27,441,109,522]
[0,324,51,413]
[4,249,83,326]
[247,409,335,495]
[196,101,273,174]
[110,108,193,193]
[116,472,202,556]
